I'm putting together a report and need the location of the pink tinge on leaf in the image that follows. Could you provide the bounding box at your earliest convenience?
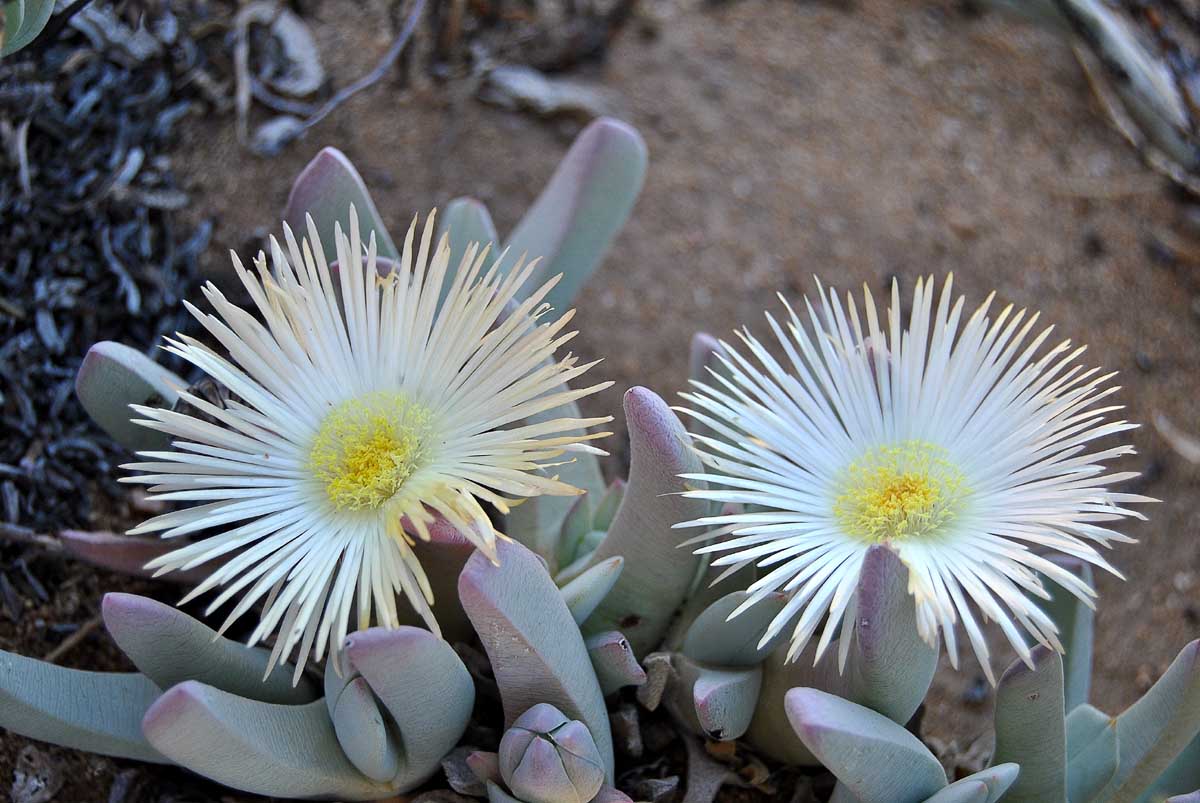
[59,530,214,586]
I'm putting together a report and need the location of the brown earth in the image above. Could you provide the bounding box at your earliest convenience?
[4,0,1200,799]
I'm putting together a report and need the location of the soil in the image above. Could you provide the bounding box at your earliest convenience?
[3,0,1200,800]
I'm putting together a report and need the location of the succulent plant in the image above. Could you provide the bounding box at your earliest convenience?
[7,100,1198,803]
[0,594,474,799]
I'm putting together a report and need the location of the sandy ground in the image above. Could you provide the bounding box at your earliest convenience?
[4,0,1200,796]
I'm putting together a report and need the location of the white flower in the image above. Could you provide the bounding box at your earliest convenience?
[677,276,1149,681]
[122,208,611,676]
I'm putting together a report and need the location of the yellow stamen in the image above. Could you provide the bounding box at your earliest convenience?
[309,392,434,511]
[834,441,967,542]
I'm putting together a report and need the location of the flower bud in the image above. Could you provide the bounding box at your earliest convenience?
[498,704,605,803]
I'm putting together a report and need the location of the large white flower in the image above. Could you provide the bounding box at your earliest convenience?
[122,208,610,675]
[677,276,1149,681]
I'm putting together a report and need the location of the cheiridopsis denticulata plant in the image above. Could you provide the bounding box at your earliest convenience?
[0,116,653,800]
[1,105,1197,803]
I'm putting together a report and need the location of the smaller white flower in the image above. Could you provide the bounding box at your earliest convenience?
[677,276,1150,681]
[122,207,611,675]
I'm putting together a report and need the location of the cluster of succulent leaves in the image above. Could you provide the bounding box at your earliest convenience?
[1,116,1197,803]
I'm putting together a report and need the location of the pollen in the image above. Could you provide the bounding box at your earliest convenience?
[834,441,967,543]
[309,392,434,511]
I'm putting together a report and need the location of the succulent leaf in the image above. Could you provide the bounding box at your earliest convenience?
[468,750,503,786]
[0,649,164,763]
[282,147,398,266]
[75,341,183,451]
[671,655,762,741]
[395,517,477,643]
[585,631,647,695]
[560,557,624,625]
[557,496,595,569]
[459,538,615,779]
[331,676,402,783]
[437,197,499,266]
[503,117,647,315]
[746,546,935,766]
[957,764,1021,803]
[681,590,789,668]
[342,626,475,790]
[1135,732,1200,803]
[487,780,526,803]
[142,681,390,799]
[922,781,990,803]
[580,387,707,657]
[591,479,625,532]
[844,546,939,719]
[785,687,947,803]
[58,530,205,584]
[101,593,316,704]
[1,0,55,57]
[1067,703,1119,803]
[1097,640,1200,803]
[505,398,605,568]
[992,646,1067,803]
[1041,558,1095,710]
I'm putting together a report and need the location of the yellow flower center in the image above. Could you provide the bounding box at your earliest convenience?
[309,391,434,511]
[833,441,967,542]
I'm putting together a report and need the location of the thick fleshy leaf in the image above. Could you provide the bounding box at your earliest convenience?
[580,387,707,656]
[957,764,1020,803]
[556,496,595,570]
[435,197,499,308]
[75,341,183,451]
[58,530,209,585]
[1168,793,1200,803]
[1098,640,1200,803]
[1140,734,1200,803]
[560,557,624,625]
[102,593,315,704]
[343,626,475,790]
[504,404,605,568]
[746,647,837,766]
[282,147,398,265]
[437,197,498,263]
[746,546,935,766]
[992,646,1067,803]
[844,546,939,719]
[1041,557,1095,710]
[143,681,390,799]
[785,688,947,803]
[0,649,164,763]
[468,750,503,785]
[1067,703,1119,803]
[586,631,646,695]
[671,656,762,742]
[2,0,55,57]
[399,517,476,643]
[686,333,732,444]
[332,676,402,783]
[592,479,624,532]
[681,590,788,668]
[459,539,614,779]
[487,780,525,803]
[504,117,646,315]
[922,781,989,803]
